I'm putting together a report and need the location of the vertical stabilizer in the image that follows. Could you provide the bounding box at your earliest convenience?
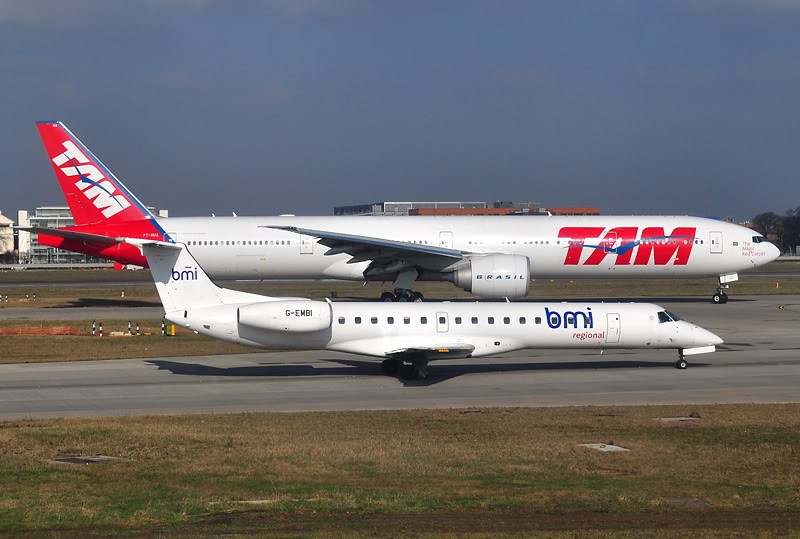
[141,242,269,314]
[36,121,157,226]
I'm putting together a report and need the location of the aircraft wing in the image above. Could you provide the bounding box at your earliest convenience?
[265,225,468,274]
[385,344,476,361]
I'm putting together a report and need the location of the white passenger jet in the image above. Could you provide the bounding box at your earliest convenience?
[28,121,780,303]
[132,239,721,379]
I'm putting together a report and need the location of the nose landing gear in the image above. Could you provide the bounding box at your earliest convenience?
[675,352,688,370]
[712,273,737,304]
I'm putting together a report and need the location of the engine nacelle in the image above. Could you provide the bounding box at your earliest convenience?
[452,254,530,298]
[238,300,332,332]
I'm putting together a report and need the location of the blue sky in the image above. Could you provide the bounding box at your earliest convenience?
[1,0,799,220]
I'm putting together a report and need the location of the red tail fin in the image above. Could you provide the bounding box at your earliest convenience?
[36,121,153,226]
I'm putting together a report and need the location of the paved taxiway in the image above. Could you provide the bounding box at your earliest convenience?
[0,295,798,419]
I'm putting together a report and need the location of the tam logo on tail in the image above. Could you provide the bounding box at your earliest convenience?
[52,140,131,218]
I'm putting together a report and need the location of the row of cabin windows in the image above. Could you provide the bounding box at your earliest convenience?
[338,315,545,325]
[187,240,291,246]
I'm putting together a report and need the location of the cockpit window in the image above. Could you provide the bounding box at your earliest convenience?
[752,236,769,244]
[657,311,682,323]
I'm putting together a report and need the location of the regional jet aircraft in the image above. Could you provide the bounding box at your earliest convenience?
[133,239,721,379]
[26,122,780,303]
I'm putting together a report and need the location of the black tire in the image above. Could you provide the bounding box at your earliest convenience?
[400,364,418,380]
[411,292,424,302]
[712,293,723,304]
[720,293,729,304]
[396,293,409,303]
[381,358,401,374]
[380,292,396,302]
[676,358,688,370]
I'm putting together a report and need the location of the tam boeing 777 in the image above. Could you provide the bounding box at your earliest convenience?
[26,121,780,303]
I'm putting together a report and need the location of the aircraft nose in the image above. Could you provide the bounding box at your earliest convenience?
[768,242,781,262]
[696,326,723,346]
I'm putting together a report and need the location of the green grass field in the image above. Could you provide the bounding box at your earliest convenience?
[0,404,798,537]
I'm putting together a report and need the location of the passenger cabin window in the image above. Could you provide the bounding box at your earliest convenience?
[471,317,478,324]
[355,317,361,324]
[488,317,495,325]
[455,317,462,324]
[371,317,378,324]
[566,315,575,325]
[535,317,541,324]
[503,317,510,324]
[549,314,558,326]
[439,316,446,324]
[387,317,394,324]
[420,317,427,324]
[338,317,345,325]
[519,317,526,324]
[403,317,410,324]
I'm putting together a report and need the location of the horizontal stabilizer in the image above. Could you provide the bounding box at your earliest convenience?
[15,226,120,245]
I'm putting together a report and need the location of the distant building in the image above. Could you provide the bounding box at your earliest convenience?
[334,200,599,216]
[334,201,487,216]
[0,211,13,261]
[14,205,167,264]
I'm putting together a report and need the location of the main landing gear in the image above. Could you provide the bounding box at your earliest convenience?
[675,351,688,370]
[712,291,728,304]
[381,358,429,379]
[380,290,424,302]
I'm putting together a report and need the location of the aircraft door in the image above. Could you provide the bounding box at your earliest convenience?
[436,312,449,333]
[709,231,723,254]
[299,234,314,254]
[439,231,453,249]
[606,313,620,343]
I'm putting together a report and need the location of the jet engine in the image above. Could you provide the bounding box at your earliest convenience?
[452,255,530,298]
[238,300,332,332]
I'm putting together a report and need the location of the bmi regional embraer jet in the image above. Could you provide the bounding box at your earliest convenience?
[27,121,779,303]
[134,238,722,379]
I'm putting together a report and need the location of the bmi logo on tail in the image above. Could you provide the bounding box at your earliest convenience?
[172,268,198,281]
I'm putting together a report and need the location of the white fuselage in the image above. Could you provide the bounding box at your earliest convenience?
[158,215,778,281]
[172,301,721,359]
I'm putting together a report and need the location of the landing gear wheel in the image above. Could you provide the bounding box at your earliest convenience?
[720,292,728,303]
[396,291,410,302]
[380,292,396,302]
[400,364,418,380]
[380,358,402,375]
[676,357,688,370]
[411,292,424,302]
[712,293,724,304]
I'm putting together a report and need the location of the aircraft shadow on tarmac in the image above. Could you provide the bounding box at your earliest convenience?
[146,357,709,387]
[50,298,163,309]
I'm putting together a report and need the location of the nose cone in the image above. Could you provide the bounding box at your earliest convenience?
[767,242,781,263]
[696,326,723,346]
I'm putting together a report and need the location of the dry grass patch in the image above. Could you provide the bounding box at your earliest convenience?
[0,404,799,535]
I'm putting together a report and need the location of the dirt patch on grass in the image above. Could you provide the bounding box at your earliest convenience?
[0,326,84,335]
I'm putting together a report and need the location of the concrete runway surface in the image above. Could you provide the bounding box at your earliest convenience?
[0,295,798,419]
